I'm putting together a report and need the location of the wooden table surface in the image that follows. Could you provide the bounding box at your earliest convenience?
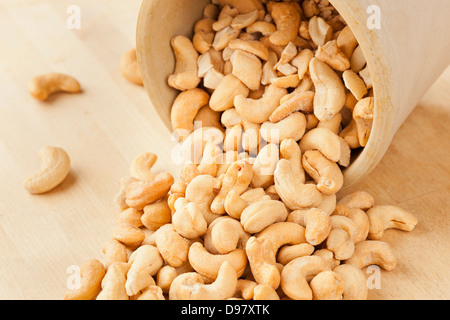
[0,0,449,300]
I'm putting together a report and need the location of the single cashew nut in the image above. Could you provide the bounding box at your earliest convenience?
[230,49,262,90]
[337,191,375,211]
[277,243,315,265]
[224,188,271,219]
[251,143,280,189]
[101,239,128,269]
[24,146,71,194]
[236,279,258,300]
[287,208,332,246]
[333,264,368,300]
[155,224,190,268]
[253,284,280,300]
[205,217,251,254]
[96,262,130,300]
[280,255,331,300]
[274,159,323,210]
[228,39,270,61]
[310,271,345,300]
[28,73,81,101]
[302,150,344,195]
[178,261,237,300]
[120,48,143,86]
[169,272,204,300]
[313,249,341,270]
[260,112,307,143]
[269,91,315,123]
[333,204,370,244]
[137,285,165,300]
[240,199,288,234]
[326,228,355,261]
[168,35,201,91]
[345,240,397,271]
[64,259,106,300]
[309,57,346,121]
[366,205,418,240]
[353,97,374,147]
[172,198,208,239]
[129,152,158,181]
[315,40,350,72]
[210,74,250,112]
[188,242,247,280]
[112,223,146,249]
[268,2,301,46]
[141,198,172,231]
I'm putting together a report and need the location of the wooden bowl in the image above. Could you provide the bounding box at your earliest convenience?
[136,0,450,188]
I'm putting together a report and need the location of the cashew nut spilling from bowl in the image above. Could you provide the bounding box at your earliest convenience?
[64,0,420,301]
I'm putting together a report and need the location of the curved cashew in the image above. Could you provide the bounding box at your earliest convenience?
[228,39,269,61]
[337,26,358,59]
[120,48,143,86]
[156,265,178,294]
[333,264,368,300]
[287,208,332,246]
[337,191,375,211]
[268,2,301,46]
[299,127,351,167]
[315,40,350,72]
[231,10,260,30]
[353,97,374,147]
[185,174,222,224]
[28,73,81,101]
[261,112,307,143]
[210,74,249,112]
[178,261,237,300]
[224,188,271,219]
[102,239,128,269]
[246,21,277,36]
[125,172,174,210]
[169,272,204,300]
[366,205,418,240]
[230,49,262,90]
[236,279,258,300]
[96,262,130,300]
[194,106,223,132]
[251,143,279,189]
[302,150,344,195]
[155,224,190,268]
[137,285,165,300]
[234,84,287,124]
[253,284,280,300]
[219,0,264,14]
[188,242,247,280]
[280,255,331,300]
[345,240,397,271]
[246,222,307,289]
[129,152,158,181]
[172,198,208,239]
[112,223,145,249]
[171,88,210,138]
[64,259,106,300]
[141,198,172,231]
[204,216,251,254]
[308,16,332,47]
[277,243,315,265]
[318,193,337,215]
[24,146,71,194]
[309,57,346,121]
[240,199,288,234]
[313,249,341,270]
[269,91,315,123]
[211,160,254,215]
[221,108,243,128]
[241,119,262,153]
[333,204,370,244]
[311,271,345,301]
[168,35,201,91]
[342,69,368,100]
[326,228,355,261]
[274,159,323,210]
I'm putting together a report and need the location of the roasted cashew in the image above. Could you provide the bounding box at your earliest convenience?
[137,285,165,300]
[228,39,270,61]
[274,159,323,210]
[342,69,368,100]
[156,265,178,294]
[302,150,344,195]
[24,146,71,195]
[171,88,210,138]
[299,127,351,167]
[213,26,241,51]
[309,57,346,121]
[230,49,262,90]
[267,2,301,46]
[96,262,130,300]
[353,97,374,147]
[178,262,237,300]
[253,284,280,300]
[169,272,204,300]
[280,255,331,300]
[333,264,368,300]
[120,48,143,86]
[279,138,305,183]
[308,16,332,47]
[112,223,145,249]
[211,160,254,215]
[336,26,358,59]
[326,228,355,261]
[219,0,264,14]
[310,271,345,300]
[345,240,397,271]
[210,74,249,112]
[277,243,315,265]
[141,197,172,231]
[129,152,158,181]
[224,188,271,219]
[246,21,277,36]
[188,242,247,280]
[251,143,279,189]
[234,84,287,124]
[236,279,258,300]
[28,73,81,101]
[203,216,250,254]
[246,222,307,289]
[269,91,315,123]
[125,245,164,296]
[313,249,341,270]
[287,208,332,246]
[116,207,143,229]
[231,10,260,30]
[172,198,208,239]
[185,174,222,224]
[366,205,418,240]
[333,204,370,244]
[240,199,288,234]
[315,40,350,72]
[64,259,106,300]
[261,112,307,143]
[337,191,375,211]
[168,35,201,91]
[101,239,128,269]
[155,224,190,268]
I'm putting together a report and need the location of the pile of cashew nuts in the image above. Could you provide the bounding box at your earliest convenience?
[63,0,418,300]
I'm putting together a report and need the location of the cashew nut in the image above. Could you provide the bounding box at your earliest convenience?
[155,224,190,268]
[269,91,315,123]
[309,57,346,121]
[308,16,333,47]
[333,264,368,300]
[129,152,158,181]
[287,208,332,246]
[64,259,106,300]
[353,97,374,147]
[345,240,397,271]
[210,74,249,112]
[228,39,269,61]
[280,255,331,300]
[277,243,315,265]
[172,198,208,239]
[188,242,247,280]
[141,198,172,231]
[366,205,418,240]
[260,112,307,143]
[333,204,370,244]
[112,223,145,249]
[224,188,271,219]
[234,84,287,124]
[274,159,323,210]
[251,143,279,189]
[24,146,71,194]
[120,48,143,86]
[337,191,375,211]
[28,73,81,101]
[240,199,288,234]
[310,271,345,300]
[204,216,250,254]
[253,284,280,300]
[315,40,350,72]
[96,262,130,300]
[326,228,355,261]
[101,239,128,269]
[230,49,262,90]
[168,35,201,91]
[267,2,301,46]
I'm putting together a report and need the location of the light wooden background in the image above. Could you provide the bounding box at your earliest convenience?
[0,0,449,300]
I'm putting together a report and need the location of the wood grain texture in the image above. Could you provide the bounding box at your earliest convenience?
[0,0,449,300]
